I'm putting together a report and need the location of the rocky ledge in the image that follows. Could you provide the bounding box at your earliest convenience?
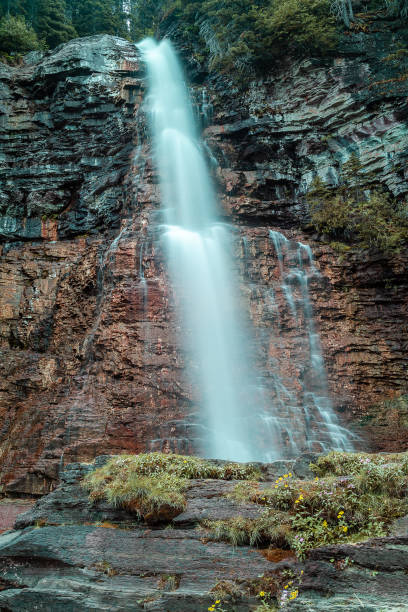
[0,453,407,611]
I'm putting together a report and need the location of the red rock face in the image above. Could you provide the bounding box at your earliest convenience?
[0,500,35,533]
[1,211,407,493]
[1,36,408,494]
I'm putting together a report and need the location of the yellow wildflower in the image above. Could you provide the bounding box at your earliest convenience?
[323,520,328,527]
[289,472,292,477]
[259,591,265,597]
[284,484,288,488]
[284,474,288,478]
[215,601,220,604]
[315,477,319,481]
[343,526,348,532]
[284,584,288,589]
[279,477,283,481]
[295,500,300,504]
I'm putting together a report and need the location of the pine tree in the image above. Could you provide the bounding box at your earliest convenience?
[67,0,127,38]
[0,13,41,53]
[36,0,76,48]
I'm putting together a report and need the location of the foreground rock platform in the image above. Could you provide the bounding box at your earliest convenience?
[0,459,407,611]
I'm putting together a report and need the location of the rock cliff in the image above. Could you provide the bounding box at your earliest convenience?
[1,21,408,495]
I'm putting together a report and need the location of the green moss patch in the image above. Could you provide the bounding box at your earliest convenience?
[82,452,261,523]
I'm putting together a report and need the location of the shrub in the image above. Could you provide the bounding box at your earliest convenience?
[310,450,408,476]
[0,14,42,54]
[354,463,407,497]
[226,481,260,503]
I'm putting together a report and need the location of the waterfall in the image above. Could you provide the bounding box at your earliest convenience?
[138,38,261,462]
[266,231,353,453]
[138,38,352,460]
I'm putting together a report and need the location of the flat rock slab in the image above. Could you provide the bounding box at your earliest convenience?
[174,480,263,525]
[389,514,408,538]
[0,525,272,611]
[0,525,272,580]
[295,539,408,612]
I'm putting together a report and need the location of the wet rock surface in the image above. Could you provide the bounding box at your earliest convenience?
[0,35,141,239]
[0,459,408,611]
[0,23,407,494]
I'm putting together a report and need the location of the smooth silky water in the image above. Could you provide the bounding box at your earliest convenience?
[137,38,353,461]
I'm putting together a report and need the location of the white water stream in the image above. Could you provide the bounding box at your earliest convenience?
[138,38,353,460]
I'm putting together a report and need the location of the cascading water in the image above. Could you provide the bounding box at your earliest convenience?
[264,231,354,453]
[138,38,353,460]
[138,38,261,461]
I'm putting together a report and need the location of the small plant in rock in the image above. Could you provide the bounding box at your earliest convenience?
[92,560,118,577]
[210,580,244,603]
[157,574,180,591]
[289,509,350,559]
[227,481,260,503]
[203,512,292,548]
[208,599,227,612]
[255,590,278,611]
[261,473,298,510]
[354,463,407,497]
[306,156,408,254]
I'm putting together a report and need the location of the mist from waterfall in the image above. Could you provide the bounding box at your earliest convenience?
[137,38,353,461]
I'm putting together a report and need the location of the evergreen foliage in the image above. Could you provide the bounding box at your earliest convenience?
[168,0,338,75]
[36,0,76,48]
[0,0,406,73]
[68,0,127,38]
[0,14,41,54]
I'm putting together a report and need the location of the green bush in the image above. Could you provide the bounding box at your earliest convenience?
[0,14,42,54]
[355,463,407,497]
[310,450,408,476]
[161,0,339,77]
